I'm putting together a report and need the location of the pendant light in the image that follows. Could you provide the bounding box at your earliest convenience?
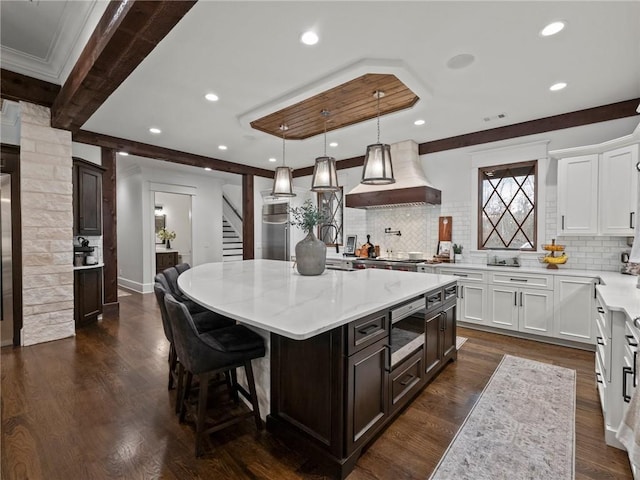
[311,110,340,192]
[361,90,395,185]
[271,124,296,197]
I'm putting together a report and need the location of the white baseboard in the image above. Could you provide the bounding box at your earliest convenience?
[118,277,153,294]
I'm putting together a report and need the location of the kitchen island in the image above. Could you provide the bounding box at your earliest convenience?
[178,259,458,479]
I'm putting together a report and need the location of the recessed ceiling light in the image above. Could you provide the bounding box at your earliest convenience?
[300,31,319,45]
[205,93,219,102]
[118,151,129,156]
[540,21,565,37]
[218,145,228,150]
[446,53,475,70]
[149,127,161,134]
[414,119,426,126]
[268,157,277,163]
[549,82,567,91]
[329,142,338,148]
[204,167,212,171]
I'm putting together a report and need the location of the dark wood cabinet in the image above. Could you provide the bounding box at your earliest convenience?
[74,267,103,327]
[346,338,389,453]
[73,158,105,236]
[268,281,457,480]
[156,251,179,274]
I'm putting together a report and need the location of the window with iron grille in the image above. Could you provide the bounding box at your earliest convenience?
[317,188,343,246]
[478,160,537,250]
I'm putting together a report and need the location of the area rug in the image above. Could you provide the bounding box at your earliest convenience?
[429,355,576,480]
[117,289,131,297]
[456,336,468,350]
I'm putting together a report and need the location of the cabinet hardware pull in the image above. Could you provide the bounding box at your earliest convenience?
[510,278,528,282]
[635,317,640,330]
[634,351,638,388]
[597,307,605,314]
[561,215,565,230]
[358,324,379,335]
[454,273,468,277]
[384,344,392,373]
[597,337,605,346]
[520,292,523,307]
[440,311,446,331]
[399,373,416,386]
[514,292,517,306]
[459,286,464,299]
[631,212,635,229]
[596,372,603,384]
[626,335,638,347]
[623,366,633,403]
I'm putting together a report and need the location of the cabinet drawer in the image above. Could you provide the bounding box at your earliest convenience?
[595,319,608,382]
[438,268,486,283]
[595,294,611,338]
[347,311,389,355]
[595,354,607,413]
[490,272,552,289]
[425,288,443,312]
[390,348,423,412]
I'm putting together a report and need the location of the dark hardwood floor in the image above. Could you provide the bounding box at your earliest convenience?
[1,291,632,479]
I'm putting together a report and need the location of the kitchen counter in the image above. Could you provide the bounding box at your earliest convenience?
[73,263,104,270]
[433,261,640,320]
[178,259,457,340]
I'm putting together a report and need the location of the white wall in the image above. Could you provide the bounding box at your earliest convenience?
[117,167,144,291]
[71,142,101,165]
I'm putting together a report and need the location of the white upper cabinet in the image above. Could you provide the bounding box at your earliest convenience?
[552,124,640,237]
[599,144,638,235]
[557,154,599,235]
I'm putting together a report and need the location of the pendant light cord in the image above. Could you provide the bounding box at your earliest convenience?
[376,91,381,144]
[281,125,286,166]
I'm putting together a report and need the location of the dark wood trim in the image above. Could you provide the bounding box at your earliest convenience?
[102,302,120,317]
[0,69,61,108]
[242,174,255,260]
[51,1,197,131]
[345,186,441,209]
[101,148,118,308]
[293,155,365,178]
[1,144,23,346]
[418,98,640,155]
[73,130,275,179]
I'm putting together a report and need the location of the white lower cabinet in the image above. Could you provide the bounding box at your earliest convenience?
[487,284,554,336]
[447,269,488,326]
[553,276,598,344]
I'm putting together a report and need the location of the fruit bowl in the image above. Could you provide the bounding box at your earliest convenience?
[542,243,565,252]
[539,253,568,269]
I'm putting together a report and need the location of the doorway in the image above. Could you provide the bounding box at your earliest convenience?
[153,191,193,275]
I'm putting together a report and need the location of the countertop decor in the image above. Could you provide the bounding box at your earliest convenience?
[289,200,328,276]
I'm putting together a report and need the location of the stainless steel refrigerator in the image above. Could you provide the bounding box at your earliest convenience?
[262,201,290,261]
[1,173,13,346]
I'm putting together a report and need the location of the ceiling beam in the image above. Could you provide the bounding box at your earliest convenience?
[0,69,60,107]
[418,98,640,155]
[293,98,640,177]
[51,0,197,132]
[72,129,275,179]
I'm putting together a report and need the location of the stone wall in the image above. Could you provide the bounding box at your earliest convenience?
[20,102,75,345]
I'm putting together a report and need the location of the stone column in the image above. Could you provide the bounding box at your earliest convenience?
[20,102,74,345]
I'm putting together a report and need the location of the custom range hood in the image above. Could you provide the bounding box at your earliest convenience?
[346,140,441,208]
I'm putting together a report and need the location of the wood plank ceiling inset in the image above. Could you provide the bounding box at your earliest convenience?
[250,74,419,140]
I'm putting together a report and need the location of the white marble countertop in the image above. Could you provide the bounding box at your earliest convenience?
[177,259,458,340]
[73,263,104,270]
[430,262,640,321]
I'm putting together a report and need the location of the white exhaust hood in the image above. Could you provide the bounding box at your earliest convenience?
[345,140,441,208]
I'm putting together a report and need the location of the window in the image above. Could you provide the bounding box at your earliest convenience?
[478,160,537,250]
[317,188,343,246]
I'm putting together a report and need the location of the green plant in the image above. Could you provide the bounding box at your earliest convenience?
[158,228,176,242]
[289,200,328,234]
[453,244,463,254]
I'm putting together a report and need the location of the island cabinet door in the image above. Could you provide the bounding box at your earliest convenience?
[441,302,457,362]
[424,311,443,381]
[345,338,389,454]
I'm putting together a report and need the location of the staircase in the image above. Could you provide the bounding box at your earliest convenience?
[222,218,243,262]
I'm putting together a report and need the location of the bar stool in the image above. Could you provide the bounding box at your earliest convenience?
[156,266,207,315]
[164,293,265,457]
[153,282,235,396]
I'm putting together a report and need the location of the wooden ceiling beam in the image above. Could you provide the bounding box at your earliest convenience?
[51,0,197,132]
[0,69,60,107]
[418,98,640,155]
[72,129,275,179]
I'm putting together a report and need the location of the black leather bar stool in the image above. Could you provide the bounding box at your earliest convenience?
[155,265,207,315]
[164,293,265,457]
[153,282,235,398]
